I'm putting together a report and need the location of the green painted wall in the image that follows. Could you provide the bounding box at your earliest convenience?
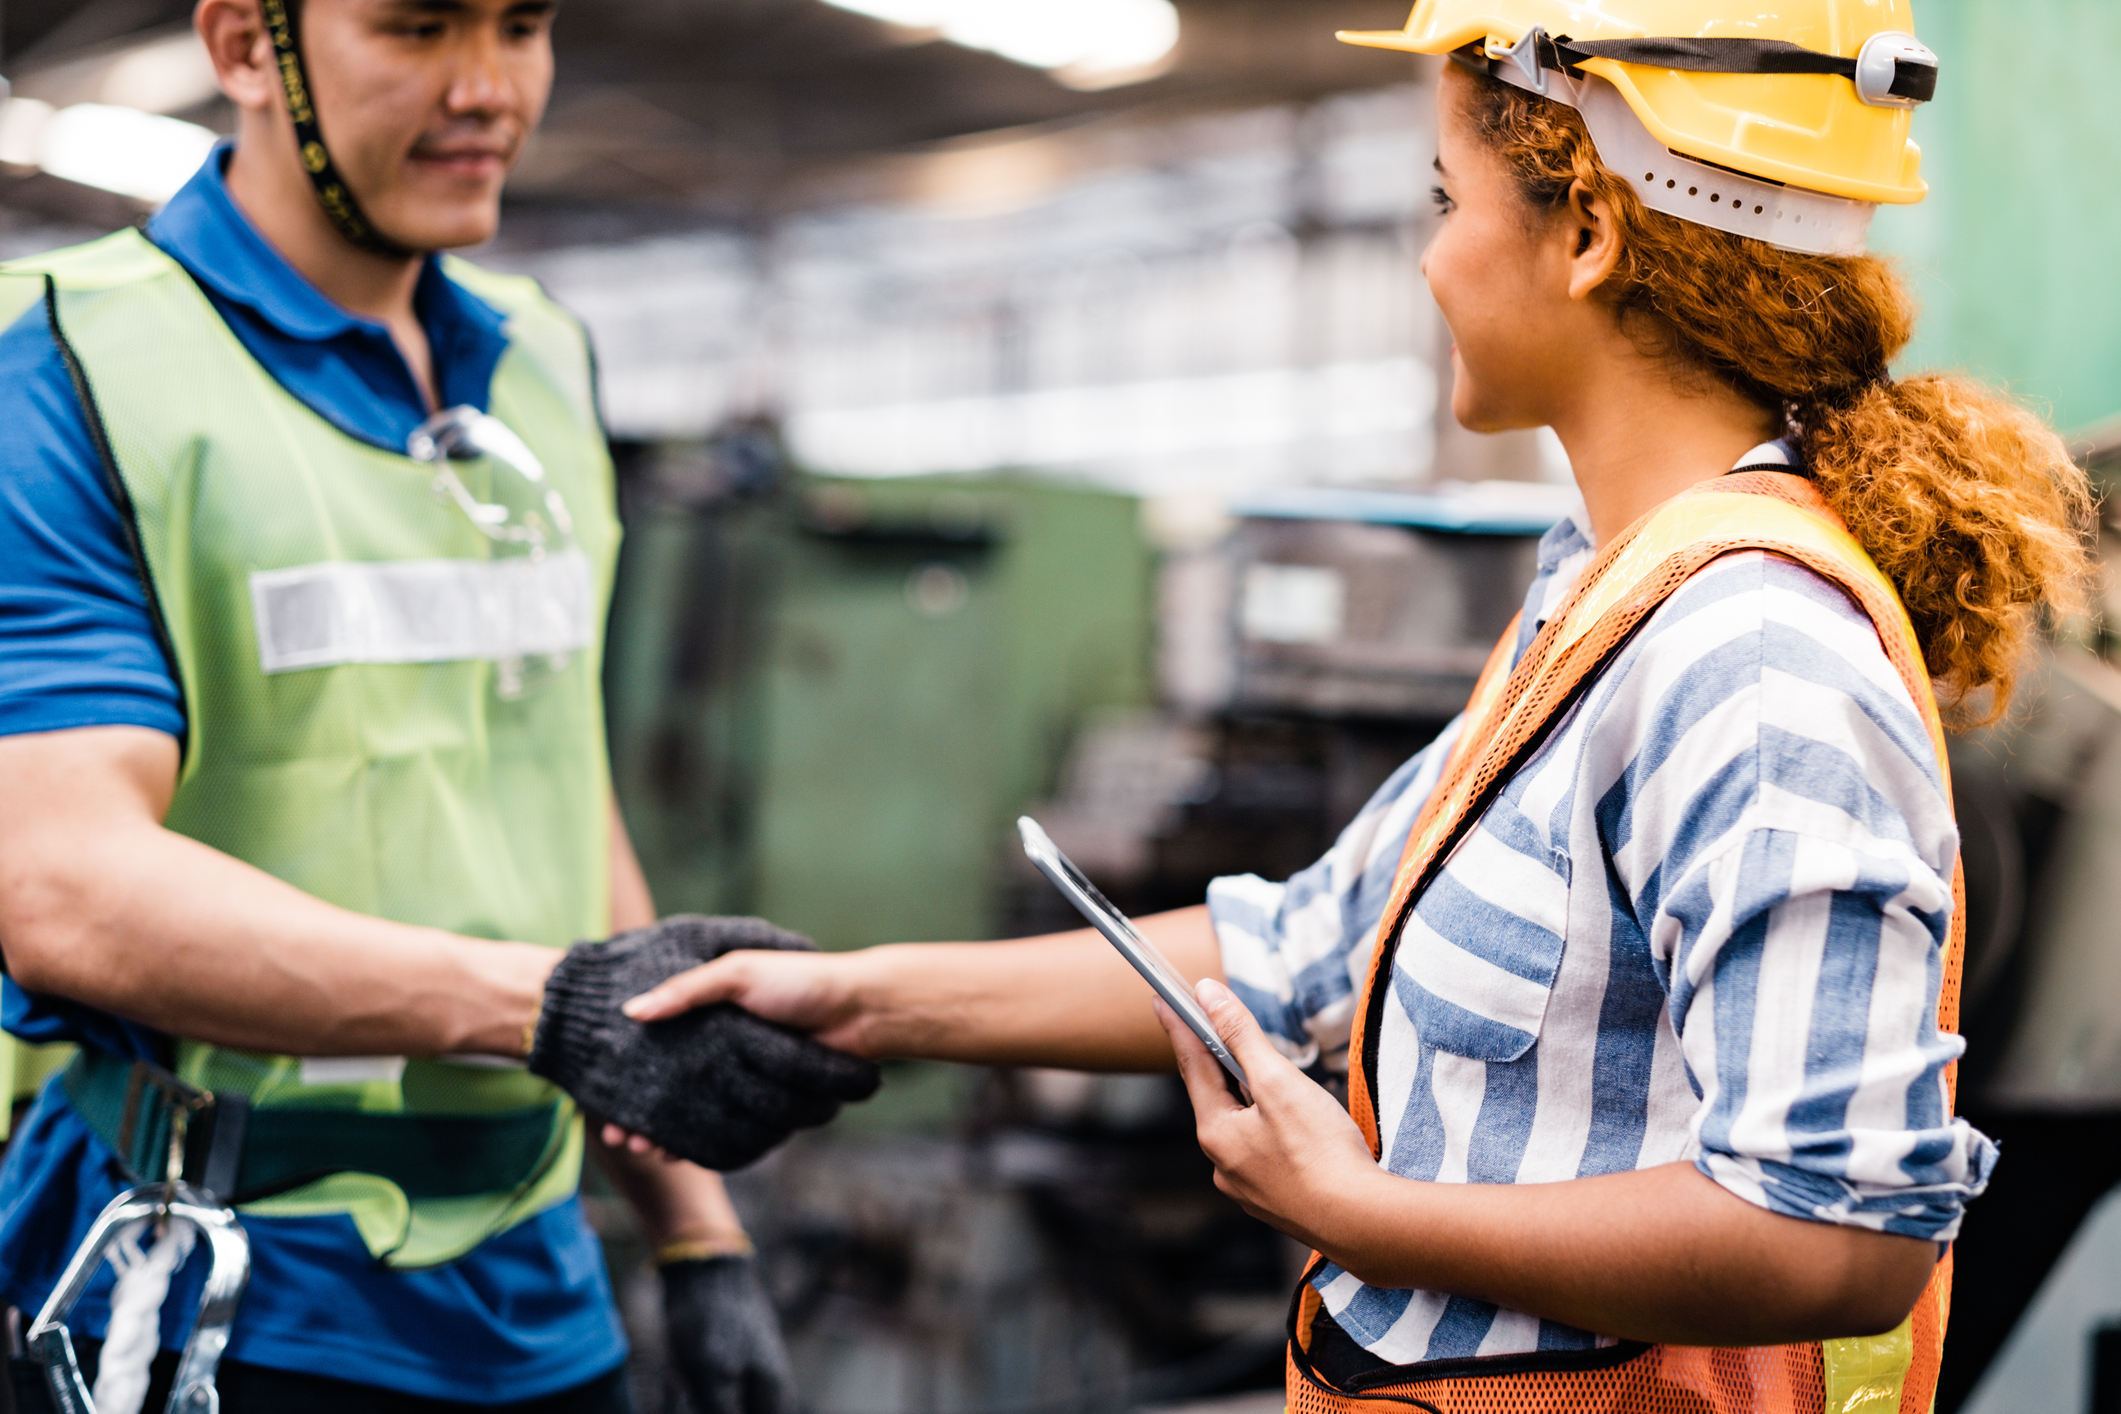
[1870,0,2121,434]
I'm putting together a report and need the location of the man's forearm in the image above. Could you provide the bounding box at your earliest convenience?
[0,726,556,1058]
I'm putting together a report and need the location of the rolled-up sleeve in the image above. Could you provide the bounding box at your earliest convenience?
[1659,824,1995,1241]
[1208,716,1460,1071]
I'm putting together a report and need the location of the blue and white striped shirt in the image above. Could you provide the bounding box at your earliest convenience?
[1209,456,1994,1365]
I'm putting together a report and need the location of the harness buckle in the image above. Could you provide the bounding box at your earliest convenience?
[112,1059,213,1191]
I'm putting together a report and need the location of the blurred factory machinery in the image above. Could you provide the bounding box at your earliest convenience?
[5,2,2121,1412]
[1942,418,2121,1414]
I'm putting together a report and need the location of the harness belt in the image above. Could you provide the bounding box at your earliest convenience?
[63,1047,565,1206]
[1284,471,1965,1414]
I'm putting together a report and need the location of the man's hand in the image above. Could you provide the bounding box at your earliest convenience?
[618,906,1230,1074]
[1153,980,1377,1253]
[528,916,880,1171]
[662,1253,794,1414]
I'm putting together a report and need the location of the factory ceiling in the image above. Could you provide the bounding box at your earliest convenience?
[1,0,1420,238]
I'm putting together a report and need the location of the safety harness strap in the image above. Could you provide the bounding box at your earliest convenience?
[63,1047,565,1206]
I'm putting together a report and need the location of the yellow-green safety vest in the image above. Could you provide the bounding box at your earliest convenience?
[0,230,621,1267]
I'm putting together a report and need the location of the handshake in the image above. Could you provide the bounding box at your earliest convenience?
[525,915,880,1170]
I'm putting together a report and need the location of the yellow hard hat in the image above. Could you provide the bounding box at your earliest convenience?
[1340,1,1936,254]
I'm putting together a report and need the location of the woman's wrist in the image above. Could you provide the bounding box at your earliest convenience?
[1302,1163,1428,1287]
[835,943,923,1059]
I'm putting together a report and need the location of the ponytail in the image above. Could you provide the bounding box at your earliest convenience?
[1803,378,2088,722]
[1461,73,2093,723]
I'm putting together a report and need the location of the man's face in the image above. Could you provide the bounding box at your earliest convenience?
[295,0,555,251]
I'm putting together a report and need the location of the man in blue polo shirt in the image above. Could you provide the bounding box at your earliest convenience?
[0,1,866,1410]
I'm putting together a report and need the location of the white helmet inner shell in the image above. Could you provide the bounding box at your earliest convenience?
[1475,30,1877,257]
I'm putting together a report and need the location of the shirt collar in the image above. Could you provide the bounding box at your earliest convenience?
[1525,518,1595,639]
[1732,437,1801,470]
[1521,435,1806,641]
[147,142,508,367]
[1534,513,1594,579]
[150,144,372,341]
[418,259,510,412]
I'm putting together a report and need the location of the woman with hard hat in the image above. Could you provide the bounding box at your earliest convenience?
[621,2,2090,1410]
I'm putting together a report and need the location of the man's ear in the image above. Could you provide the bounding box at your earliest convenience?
[1563,178,1624,301]
[195,0,278,114]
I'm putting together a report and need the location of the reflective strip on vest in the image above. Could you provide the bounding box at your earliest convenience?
[1287,471,1961,1414]
[250,549,594,673]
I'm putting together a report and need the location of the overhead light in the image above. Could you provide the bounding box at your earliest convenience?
[0,27,221,204]
[2,99,217,203]
[822,0,1179,86]
[0,96,53,168]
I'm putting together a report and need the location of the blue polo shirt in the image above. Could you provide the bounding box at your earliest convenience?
[0,148,626,1401]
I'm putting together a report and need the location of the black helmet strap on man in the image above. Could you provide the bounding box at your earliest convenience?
[259,0,418,259]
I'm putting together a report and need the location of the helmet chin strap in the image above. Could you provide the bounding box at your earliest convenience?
[259,0,420,260]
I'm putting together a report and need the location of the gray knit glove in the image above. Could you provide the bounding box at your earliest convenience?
[663,1254,794,1414]
[528,915,880,1171]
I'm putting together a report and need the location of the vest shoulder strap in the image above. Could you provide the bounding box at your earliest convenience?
[1290,471,1960,1414]
[3,228,181,290]
[1349,470,1957,1149]
[0,229,179,331]
[437,254,549,316]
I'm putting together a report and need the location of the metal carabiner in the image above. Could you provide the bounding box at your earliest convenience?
[25,1182,251,1414]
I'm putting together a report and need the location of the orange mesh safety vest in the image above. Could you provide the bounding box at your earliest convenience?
[1285,471,1963,1414]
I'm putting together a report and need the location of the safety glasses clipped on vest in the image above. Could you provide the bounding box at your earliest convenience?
[27,1064,251,1414]
[409,406,582,700]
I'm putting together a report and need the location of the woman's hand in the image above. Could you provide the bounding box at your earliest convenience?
[598,948,877,1158]
[1154,979,1380,1255]
[623,947,875,1052]
[1156,980,1938,1345]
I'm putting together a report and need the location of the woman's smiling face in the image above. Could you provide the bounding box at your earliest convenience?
[1421,61,1591,436]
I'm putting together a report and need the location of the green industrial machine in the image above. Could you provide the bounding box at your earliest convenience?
[606,467,1156,954]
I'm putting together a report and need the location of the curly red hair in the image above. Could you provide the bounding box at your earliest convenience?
[1459,71,2093,724]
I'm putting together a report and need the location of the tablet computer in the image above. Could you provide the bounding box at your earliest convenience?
[1017,816,1250,1100]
